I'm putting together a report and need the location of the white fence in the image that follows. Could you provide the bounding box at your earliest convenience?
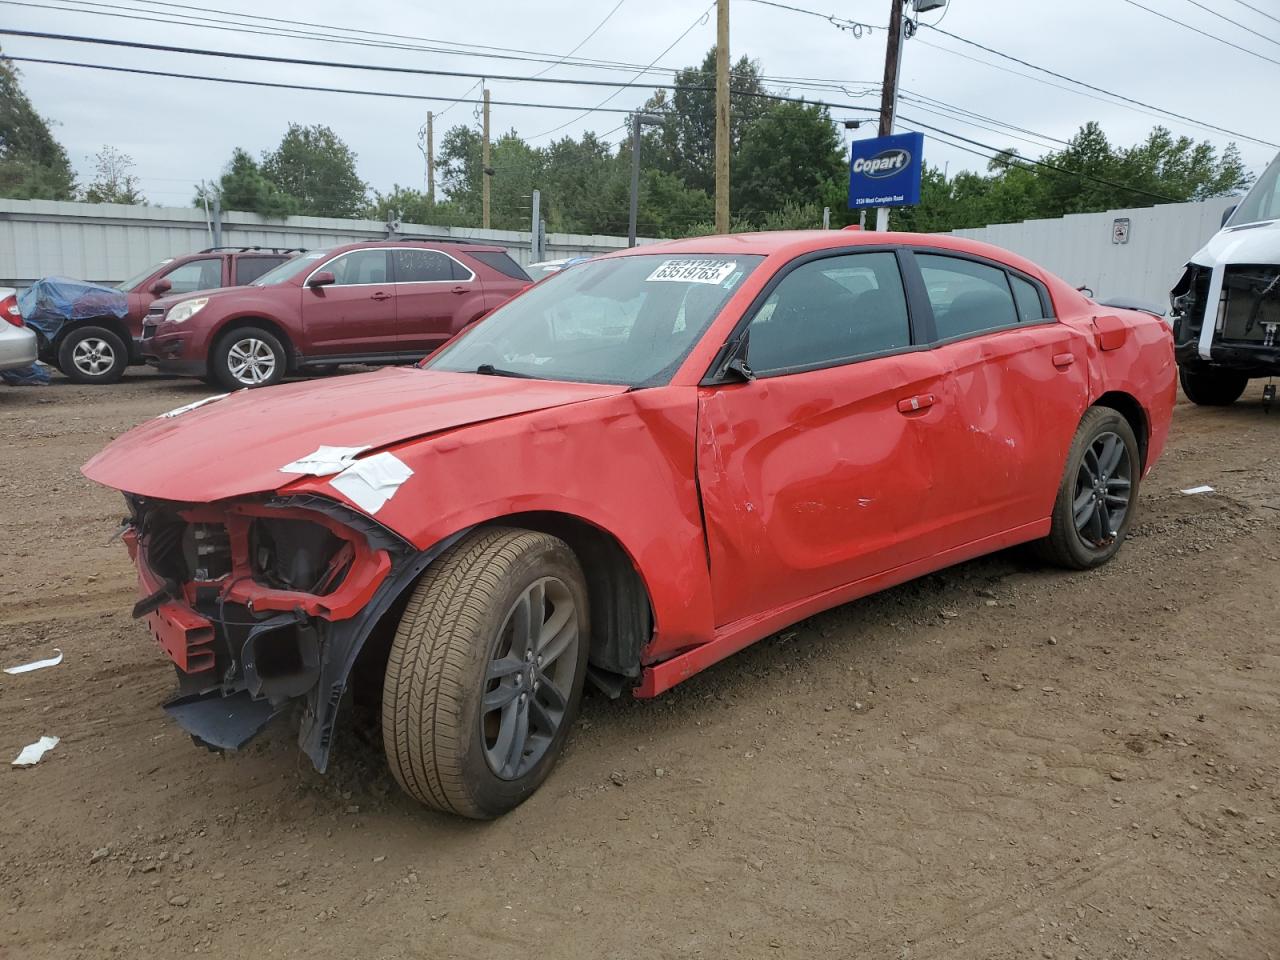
[947,196,1234,311]
[0,198,656,287]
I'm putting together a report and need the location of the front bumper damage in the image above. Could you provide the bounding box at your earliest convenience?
[122,492,447,771]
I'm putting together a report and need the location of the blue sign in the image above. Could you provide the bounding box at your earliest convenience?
[848,132,924,209]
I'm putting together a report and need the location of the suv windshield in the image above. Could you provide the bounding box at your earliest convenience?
[1226,151,1280,227]
[426,254,763,386]
[116,258,174,292]
[252,250,328,286]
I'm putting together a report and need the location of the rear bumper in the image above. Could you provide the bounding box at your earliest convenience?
[0,326,38,370]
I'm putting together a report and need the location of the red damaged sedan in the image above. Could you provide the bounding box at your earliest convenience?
[83,231,1175,818]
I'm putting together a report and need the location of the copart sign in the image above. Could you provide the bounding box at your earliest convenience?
[848,131,925,209]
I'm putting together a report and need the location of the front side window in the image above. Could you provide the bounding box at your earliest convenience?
[393,249,462,283]
[163,258,223,295]
[327,250,390,286]
[1227,151,1280,227]
[116,258,174,292]
[427,254,763,386]
[746,252,911,375]
[918,254,1018,340]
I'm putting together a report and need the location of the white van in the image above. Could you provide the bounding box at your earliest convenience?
[1170,151,1280,406]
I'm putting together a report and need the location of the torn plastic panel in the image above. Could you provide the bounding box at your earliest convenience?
[123,491,435,770]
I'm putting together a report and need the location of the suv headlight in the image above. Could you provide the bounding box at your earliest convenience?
[167,298,209,324]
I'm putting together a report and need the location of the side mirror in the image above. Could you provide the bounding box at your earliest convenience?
[1221,204,1237,228]
[307,271,336,288]
[150,277,171,295]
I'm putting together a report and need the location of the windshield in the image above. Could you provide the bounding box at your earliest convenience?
[115,258,173,292]
[426,254,763,386]
[1227,151,1280,227]
[252,249,327,286]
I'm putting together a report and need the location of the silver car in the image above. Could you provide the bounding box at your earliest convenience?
[0,287,39,372]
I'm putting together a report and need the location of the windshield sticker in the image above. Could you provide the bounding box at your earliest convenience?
[646,259,738,285]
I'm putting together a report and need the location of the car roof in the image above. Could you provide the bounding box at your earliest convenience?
[617,229,1050,280]
[329,240,511,254]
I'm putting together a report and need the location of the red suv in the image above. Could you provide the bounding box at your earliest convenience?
[45,247,300,384]
[141,240,533,389]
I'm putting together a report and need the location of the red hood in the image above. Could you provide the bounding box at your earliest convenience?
[83,367,628,502]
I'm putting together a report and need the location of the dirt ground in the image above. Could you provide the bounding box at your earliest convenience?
[1,367,1277,960]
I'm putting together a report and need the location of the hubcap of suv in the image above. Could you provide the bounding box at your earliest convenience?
[226,338,276,385]
[1073,430,1132,548]
[480,576,579,781]
[73,337,115,376]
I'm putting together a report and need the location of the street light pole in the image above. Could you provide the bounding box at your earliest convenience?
[628,113,663,247]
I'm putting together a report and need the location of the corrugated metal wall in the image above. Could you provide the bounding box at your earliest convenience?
[0,198,656,287]
[947,196,1235,311]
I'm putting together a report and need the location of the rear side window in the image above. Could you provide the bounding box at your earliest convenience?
[917,254,1018,340]
[1010,274,1052,321]
[234,256,287,285]
[164,258,223,295]
[469,250,533,282]
[393,249,463,283]
[327,250,390,285]
[746,252,911,375]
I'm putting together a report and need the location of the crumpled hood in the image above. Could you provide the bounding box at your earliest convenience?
[1189,219,1280,268]
[82,367,628,502]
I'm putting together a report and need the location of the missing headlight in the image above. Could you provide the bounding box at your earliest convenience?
[251,518,352,594]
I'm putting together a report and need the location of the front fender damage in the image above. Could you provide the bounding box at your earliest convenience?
[126,492,465,772]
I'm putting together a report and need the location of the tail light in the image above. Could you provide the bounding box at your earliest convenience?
[1,294,22,327]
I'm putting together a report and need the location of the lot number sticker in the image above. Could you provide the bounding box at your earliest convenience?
[646,259,738,285]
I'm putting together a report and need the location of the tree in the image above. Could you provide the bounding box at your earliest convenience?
[202,147,295,217]
[83,145,144,204]
[261,124,367,218]
[0,54,76,200]
[734,101,844,221]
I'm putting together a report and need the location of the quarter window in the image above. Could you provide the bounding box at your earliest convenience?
[326,250,390,286]
[163,258,222,295]
[1010,274,1051,322]
[393,249,464,283]
[917,254,1019,339]
[746,252,911,374]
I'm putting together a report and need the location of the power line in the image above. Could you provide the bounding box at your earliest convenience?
[1176,0,1280,47]
[526,0,627,80]
[1116,0,1280,67]
[739,0,881,36]
[921,24,1279,148]
[1224,0,1280,28]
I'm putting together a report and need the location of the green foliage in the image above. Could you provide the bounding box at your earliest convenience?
[261,124,368,218]
[0,55,76,200]
[204,148,295,218]
[734,101,844,220]
[82,145,145,205]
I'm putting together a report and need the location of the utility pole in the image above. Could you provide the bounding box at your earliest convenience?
[875,0,906,231]
[530,189,542,261]
[714,0,730,234]
[628,113,663,248]
[482,88,491,230]
[425,111,435,205]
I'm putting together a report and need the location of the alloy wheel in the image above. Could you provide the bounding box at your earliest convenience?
[72,337,116,377]
[481,576,579,781]
[226,338,277,386]
[1072,431,1132,548]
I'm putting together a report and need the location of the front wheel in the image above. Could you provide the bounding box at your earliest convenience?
[382,527,590,819]
[210,326,286,389]
[57,326,128,384]
[1035,406,1140,570]
[1179,367,1248,406]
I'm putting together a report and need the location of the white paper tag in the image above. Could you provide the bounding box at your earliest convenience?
[279,445,371,476]
[329,452,414,515]
[645,259,738,285]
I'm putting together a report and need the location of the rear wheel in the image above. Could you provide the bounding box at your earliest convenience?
[57,326,128,384]
[1036,406,1140,570]
[1179,367,1248,406]
[211,326,286,389]
[382,527,590,819]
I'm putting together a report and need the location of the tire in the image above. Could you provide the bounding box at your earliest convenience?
[210,325,287,389]
[1179,367,1248,406]
[57,325,128,385]
[1035,406,1141,570]
[382,527,591,819]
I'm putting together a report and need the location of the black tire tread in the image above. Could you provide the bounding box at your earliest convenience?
[57,325,128,385]
[381,527,564,818]
[1179,367,1248,407]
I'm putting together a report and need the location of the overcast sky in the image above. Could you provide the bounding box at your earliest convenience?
[5,0,1278,211]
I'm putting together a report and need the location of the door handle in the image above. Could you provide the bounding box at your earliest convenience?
[1052,352,1076,369]
[371,291,392,301]
[896,394,935,414]
[450,285,468,295]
